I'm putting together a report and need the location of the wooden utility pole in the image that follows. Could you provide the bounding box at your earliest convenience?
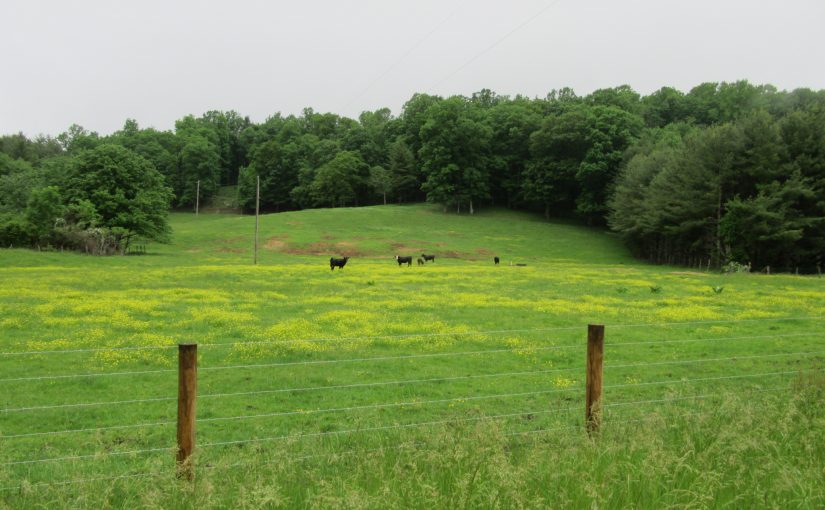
[195,180,200,216]
[254,175,260,265]
[585,324,605,434]
[176,344,198,480]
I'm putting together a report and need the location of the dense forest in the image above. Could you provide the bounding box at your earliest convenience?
[1,81,824,270]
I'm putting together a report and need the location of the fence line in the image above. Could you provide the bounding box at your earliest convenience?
[0,367,176,384]
[3,349,820,415]
[0,380,800,468]
[2,315,821,357]
[197,380,797,451]
[0,395,175,414]
[609,332,819,349]
[0,398,788,493]
[1,446,174,467]
[605,349,825,371]
[2,367,808,440]
[3,330,817,384]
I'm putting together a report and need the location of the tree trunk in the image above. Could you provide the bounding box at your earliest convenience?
[544,203,550,220]
[382,193,386,205]
[469,199,474,215]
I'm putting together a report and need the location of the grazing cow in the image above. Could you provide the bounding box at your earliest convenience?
[330,256,349,270]
[494,256,500,265]
[396,255,413,267]
[417,258,425,266]
[421,254,435,263]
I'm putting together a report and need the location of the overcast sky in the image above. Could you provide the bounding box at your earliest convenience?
[2,0,824,137]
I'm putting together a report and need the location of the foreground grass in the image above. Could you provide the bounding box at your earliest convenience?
[0,204,823,508]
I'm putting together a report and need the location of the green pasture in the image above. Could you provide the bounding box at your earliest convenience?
[0,204,823,509]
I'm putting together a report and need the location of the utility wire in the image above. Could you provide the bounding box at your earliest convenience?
[431,0,565,90]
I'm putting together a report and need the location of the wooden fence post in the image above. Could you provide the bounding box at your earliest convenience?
[585,324,604,434]
[177,344,198,480]
[254,175,260,265]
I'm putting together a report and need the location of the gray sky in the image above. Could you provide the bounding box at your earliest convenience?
[2,0,824,137]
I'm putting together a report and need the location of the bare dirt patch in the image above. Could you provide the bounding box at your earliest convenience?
[475,248,495,256]
[216,236,246,244]
[216,247,245,253]
[284,242,373,257]
[264,234,290,250]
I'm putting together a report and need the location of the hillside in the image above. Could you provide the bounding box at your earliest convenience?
[0,206,823,508]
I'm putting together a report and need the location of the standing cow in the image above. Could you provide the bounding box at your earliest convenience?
[395,255,413,267]
[330,256,350,270]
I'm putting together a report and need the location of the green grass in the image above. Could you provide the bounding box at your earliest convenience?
[0,204,823,509]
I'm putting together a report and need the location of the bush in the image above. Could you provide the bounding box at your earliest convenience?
[0,216,33,247]
[723,261,751,274]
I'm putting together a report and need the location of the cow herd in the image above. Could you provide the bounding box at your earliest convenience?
[330,253,502,270]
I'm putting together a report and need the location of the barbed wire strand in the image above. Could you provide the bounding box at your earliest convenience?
[0,398,788,493]
[3,349,819,414]
[1,382,795,467]
[1,446,174,467]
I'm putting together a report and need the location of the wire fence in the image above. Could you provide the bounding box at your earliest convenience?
[0,318,822,492]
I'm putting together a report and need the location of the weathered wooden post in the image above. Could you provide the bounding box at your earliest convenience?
[586,324,604,434]
[195,180,200,216]
[254,175,260,265]
[177,344,198,480]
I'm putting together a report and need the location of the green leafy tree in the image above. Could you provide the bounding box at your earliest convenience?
[388,138,420,203]
[25,186,64,244]
[419,97,492,214]
[66,144,173,243]
[309,151,366,207]
[369,165,393,205]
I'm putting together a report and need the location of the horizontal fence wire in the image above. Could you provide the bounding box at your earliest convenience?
[0,381,799,467]
[2,367,812,440]
[0,446,174,467]
[2,350,820,416]
[3,330,818,384]
[0,398,790,494]
[196,381,796,451]
[1,315,821,357]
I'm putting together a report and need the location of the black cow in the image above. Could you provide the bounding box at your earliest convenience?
[396,255,413,266]
[330,256,350,270]
[494,256,500,265]
[422,254,435,263]
[417,258,425,266]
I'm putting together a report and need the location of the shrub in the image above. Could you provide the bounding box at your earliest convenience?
[0,216,32,247]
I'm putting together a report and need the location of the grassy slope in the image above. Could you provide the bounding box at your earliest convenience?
[0,204,823,509]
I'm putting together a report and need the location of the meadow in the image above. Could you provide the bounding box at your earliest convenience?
[0,204,823,509]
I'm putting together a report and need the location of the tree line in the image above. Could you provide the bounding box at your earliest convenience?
[1,81,824,268]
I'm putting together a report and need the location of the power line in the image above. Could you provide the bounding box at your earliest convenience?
[431,0,565,90]
[340,0,466,113]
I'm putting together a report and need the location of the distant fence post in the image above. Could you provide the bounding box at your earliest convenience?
[177,344,198,480]
[585,324,604,434]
